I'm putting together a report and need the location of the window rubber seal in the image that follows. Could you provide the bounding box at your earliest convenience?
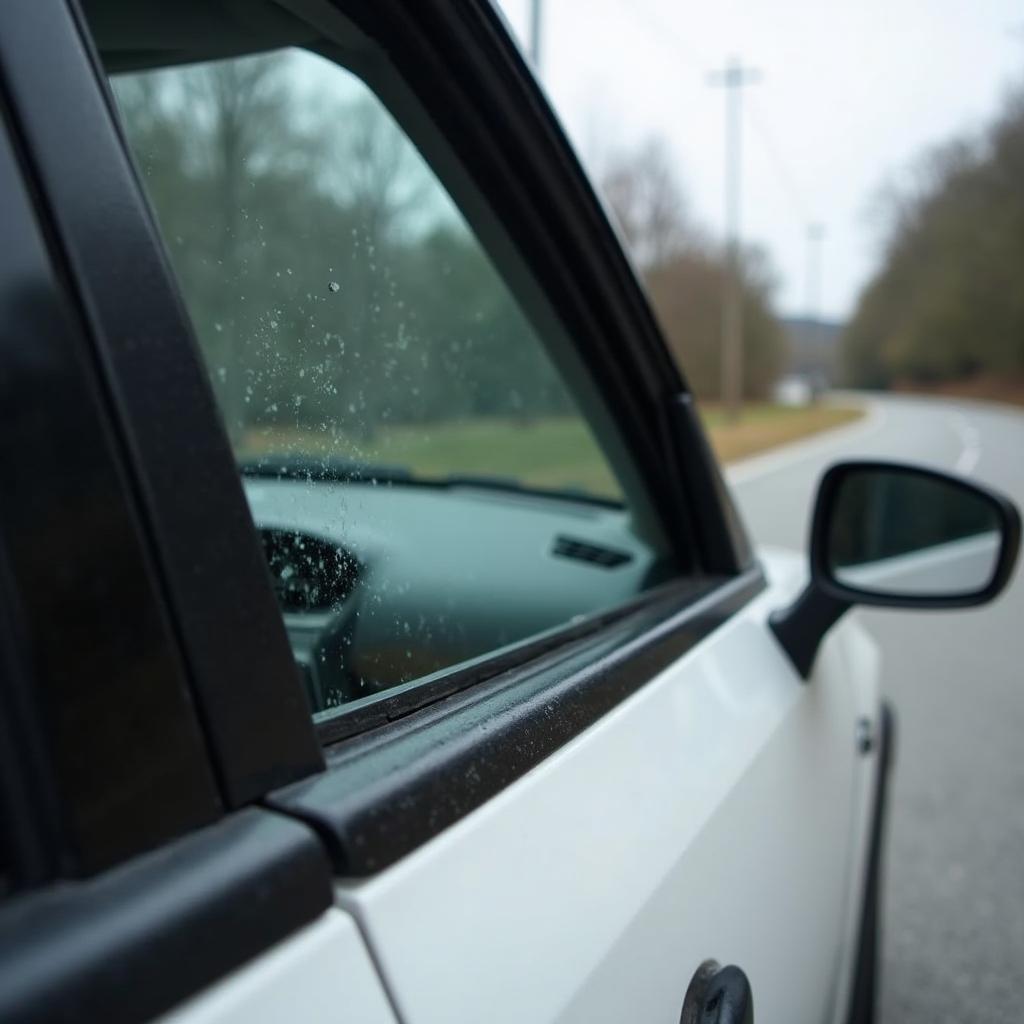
[269,566,765,876]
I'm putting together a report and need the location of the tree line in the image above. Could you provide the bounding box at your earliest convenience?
[113,51,575,453]
[843,83,1024,389]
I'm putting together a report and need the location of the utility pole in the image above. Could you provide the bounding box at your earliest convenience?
[805,222,826,394]
[529,0,542,71]
[805,222,825,321]
[708,57,760,421]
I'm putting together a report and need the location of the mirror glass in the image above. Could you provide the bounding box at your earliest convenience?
[826,467,1002,599]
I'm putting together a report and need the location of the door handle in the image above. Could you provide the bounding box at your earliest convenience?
[680,960,753,1024]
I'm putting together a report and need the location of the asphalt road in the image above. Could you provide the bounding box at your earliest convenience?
[728,392,1024,1024]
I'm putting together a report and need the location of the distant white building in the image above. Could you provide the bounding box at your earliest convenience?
[781,317,843,388]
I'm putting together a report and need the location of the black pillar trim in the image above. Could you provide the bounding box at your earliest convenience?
[0,0,324,807]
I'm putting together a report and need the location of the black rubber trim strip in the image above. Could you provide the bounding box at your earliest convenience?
[314,572,705,745]
[0,809,333,1024]
[0,0,323,806]
[268,568,765,875]
[845,700,896,1024]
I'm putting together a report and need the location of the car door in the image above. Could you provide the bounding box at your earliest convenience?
[2,1,880,1023]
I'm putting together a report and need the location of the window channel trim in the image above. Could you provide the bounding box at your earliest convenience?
[267,567,765,876]
[312,570,698,746]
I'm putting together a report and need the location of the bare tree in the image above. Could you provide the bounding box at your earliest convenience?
[599,138,694,269]
[328,96,430,246]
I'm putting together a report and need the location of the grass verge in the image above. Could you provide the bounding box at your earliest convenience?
[701,402,864,464]
[241,402,864,501]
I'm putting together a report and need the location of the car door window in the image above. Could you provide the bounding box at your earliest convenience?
[110,48,677,719]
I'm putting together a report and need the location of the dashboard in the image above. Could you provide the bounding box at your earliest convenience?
[244,477,666,713]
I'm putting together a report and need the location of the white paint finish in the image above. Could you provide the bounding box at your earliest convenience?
[157,909,397,1024]
[339,553,875,1024]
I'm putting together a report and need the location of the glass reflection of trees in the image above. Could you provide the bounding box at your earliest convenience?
[112,51,577,461]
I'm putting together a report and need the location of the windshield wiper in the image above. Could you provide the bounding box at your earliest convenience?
[239,455,621,508]
[438,474,621,508]
[239,454,414,485]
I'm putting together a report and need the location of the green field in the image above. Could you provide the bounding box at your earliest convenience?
[241,402,863,501]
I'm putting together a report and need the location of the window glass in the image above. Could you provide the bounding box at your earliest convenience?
[111,49,673,717]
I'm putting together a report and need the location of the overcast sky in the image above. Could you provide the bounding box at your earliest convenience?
[497,0,1024,321]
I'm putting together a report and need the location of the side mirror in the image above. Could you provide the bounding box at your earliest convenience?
[770,461,1021,678]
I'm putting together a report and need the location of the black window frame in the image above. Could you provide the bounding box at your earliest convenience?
[7,0,764,878]
[0,0,325,813]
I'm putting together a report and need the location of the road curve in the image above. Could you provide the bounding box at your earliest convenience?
[728,393,1024,1024]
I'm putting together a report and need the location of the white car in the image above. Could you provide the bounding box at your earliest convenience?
[0,2,1019,1024]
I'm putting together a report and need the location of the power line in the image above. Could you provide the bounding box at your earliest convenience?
[745,96,811,223]
[616,1,815,229]
[614,2,815,222]
[614,0,711,73]
[601,3,822,334]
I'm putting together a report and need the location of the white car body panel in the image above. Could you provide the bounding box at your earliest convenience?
[333,550,884,1024]
[157,909,397,1024]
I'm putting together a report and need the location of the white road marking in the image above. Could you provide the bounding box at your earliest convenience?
[725,399,887,486]
[951,413,982,476]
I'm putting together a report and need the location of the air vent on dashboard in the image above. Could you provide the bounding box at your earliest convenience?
[552,535,633,569]
[259,529,360,612]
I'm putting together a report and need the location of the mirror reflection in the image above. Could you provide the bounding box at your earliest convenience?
[827,468,1001,599]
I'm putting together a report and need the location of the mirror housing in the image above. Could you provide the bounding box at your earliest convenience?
[770,460,1021,679]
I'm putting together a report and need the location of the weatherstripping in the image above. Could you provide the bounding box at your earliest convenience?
[268,569,765,876]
